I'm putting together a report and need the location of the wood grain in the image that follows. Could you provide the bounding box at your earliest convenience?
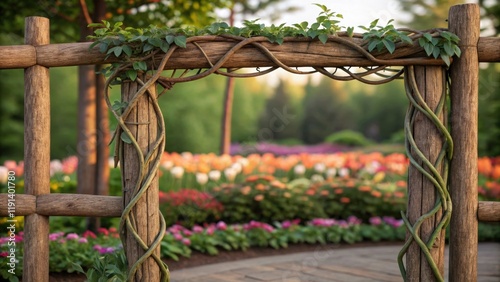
[448,4,480,282]
[23,16,51,282]
[478,201,500,222]
[406,66,446,282]
[36,194,122,217]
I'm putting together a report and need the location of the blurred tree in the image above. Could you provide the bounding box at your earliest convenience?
[258,79,300,142]
[301,77,355,144]
[398,0,464,29]
[219,0,298,154]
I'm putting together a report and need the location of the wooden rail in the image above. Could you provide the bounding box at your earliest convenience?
[0,37,499,70]
[1,193,497,221]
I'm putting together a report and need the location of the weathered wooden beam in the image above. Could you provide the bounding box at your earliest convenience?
[36,194,122,217]
[1,36,498,70]
[0,194,36,216]
[0,193,121,217]
[478,201,500,222]
[449,4,480,282]
[0,45,36,69]
[406,66,446,281]
[23,16,51,282]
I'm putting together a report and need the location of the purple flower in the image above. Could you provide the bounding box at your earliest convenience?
[66,233,79,240]
[93,244,102,251]
[99,247,115,254]
[347,216,361,225]
[49,232,64,241]
[369,216,382,226]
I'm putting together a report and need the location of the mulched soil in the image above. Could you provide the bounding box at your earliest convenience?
[47,241,402,281]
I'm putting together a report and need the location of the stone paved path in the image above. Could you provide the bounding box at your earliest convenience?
[171,243,500,281]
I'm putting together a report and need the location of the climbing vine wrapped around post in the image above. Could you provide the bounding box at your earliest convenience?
[89,5,461,281]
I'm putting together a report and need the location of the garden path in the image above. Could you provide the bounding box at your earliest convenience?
[170,242,500,282]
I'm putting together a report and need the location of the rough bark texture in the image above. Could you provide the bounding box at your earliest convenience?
[406,66,446,281]
[23,16,51,282]
[448,4,480,282]
[121,75,161,281]
[477,201,500,222]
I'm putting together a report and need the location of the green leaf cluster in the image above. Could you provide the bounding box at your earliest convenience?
[360,19,413,54]
[418,31,461,66]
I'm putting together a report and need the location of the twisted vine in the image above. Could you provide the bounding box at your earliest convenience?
[397,65,453,282]
[92,10,460,281]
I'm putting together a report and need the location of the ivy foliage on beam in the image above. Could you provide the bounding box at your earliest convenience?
[88,3,461,83]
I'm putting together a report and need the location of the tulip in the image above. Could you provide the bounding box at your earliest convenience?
[208,170,221,181]
[224,167,237,182]
[314,163,326,173]
[196,172,209,185]
[294,164,306,175]
[170,166,184,179]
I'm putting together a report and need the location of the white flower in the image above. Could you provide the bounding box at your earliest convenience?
[50,160,63,176]
[339,168,350,177]
[208,170,221,182]
[326,168,337,178]
[224,167,238,182]
[311,174,325,183]
[231,163,242,174]
[181,152,193,159]
[0,166,8,184]
[196,173,208,185]
[237,158,249,167]
[170,166,184,179]
[365,161,381,174]
[314,163,326,173]
[294,164,306,175]
[161,160,173,170]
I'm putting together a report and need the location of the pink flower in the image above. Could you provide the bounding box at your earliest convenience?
[49,232,64,241]
[0,251,8,257]
[347,216,361,225]
[206,225,216,235]
[78,238,88,244]
[192,225,204,233]
[93,244,102,251]
[173,233,183,241]
[66,233,79,240]
[99,247,115,254]
[216,221,227,231]
[181,238,191,246]
[369,216,382,226]
[182,230,192,236]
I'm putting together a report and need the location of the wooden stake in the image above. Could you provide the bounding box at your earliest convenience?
[23,16,50,282]
[405,66,446,281]
[448,4,480,282]
[121,75,161,281]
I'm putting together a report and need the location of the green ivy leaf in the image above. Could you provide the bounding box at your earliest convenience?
[126,70,138,81]
[174,35,187,48]
[346,26,354,37]
[382,39,396,53]
[318,33,328,44]
[122,45,132,57]
[165,35,175,44]
[121,132,133,144]
[441,54,451,66]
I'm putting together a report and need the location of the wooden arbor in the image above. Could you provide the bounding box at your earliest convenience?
[1,3,500,282]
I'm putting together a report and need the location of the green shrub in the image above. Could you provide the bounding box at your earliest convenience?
[388,130,406,144]
[325,130,373,147]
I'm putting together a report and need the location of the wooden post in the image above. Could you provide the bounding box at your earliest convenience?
[448,4,480,282]
[121,75,162,281]
[406,66,446,281]
[23,17,50,282]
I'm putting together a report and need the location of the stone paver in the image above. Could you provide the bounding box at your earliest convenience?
[171,243,500,282]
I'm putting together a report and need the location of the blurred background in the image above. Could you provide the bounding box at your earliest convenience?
[0,0,498,162]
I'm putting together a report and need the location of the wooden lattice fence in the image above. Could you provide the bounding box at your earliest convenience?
[0,3,499,282]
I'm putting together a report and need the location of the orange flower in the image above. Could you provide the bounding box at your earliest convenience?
[340,197,350,203]
[245,175,260,182]
[478,157,493,176]
[335,188,343,194]
[371,190,382,198]
[254,194,264,201]
[394,191,405,198]
[255,184,266,191]
[492,165,500,180]
[305,189,316,196]
[396,181,407,188]
[270,180,287,189]
[241,186,251,195]
[359,185,372,192]
[320,190,329,196]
